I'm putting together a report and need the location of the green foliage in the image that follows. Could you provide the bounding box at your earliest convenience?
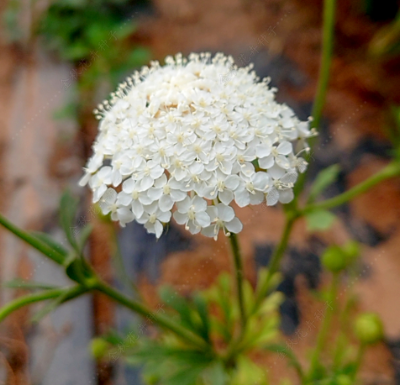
[59,190,80,252]
[230,355,268,385]
[305,209,336,232]
[369,11,400,57]
[57,190,94,283]
[158,286,211,343]
[384,105,400,160]
[37,0,151,93]
[31,288,74,323]
[128,342,217,385]
[32,231,70,258]
[308,164,341,203]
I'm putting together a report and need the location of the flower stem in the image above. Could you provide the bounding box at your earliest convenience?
[253,216,295,312]
[0,286,87,323]
[311,0,337,131]
[303,161,400,214]
[94,279,208,350]
[228,233,246,330]
[0,213,66,265]
[307,273,339,380]
[352,342,366,381]
[294,0,337,197]
[108,223,143,300]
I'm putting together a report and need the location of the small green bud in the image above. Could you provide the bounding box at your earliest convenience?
[354,313,383,344]
[343,240,360,261]
[322,246,347,273]
[336,374,352,385]
[90,338,109,359]
[143,373,160,385]
[322,241,360,273]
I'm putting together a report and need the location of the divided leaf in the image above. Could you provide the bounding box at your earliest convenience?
[308,164,340,203]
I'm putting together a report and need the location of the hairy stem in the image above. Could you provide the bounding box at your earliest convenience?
[0,214,65,265]
[308,273,339,379]
[0,286,87,323]
[94,280,208,350]
[311,0,337,130]
[228,233,246,330]
[303,161,400,213]
[352,342,366,381]
[294,0,337,197]
[109,223,142,300]
[253,216,295,312]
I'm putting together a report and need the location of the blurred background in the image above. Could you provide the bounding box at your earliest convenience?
[0,0,400,384]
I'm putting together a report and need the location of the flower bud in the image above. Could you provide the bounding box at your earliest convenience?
[336,374,352,385]
[321,246,347,273]
[90,338,109,359]
[342,240,360,261]
[354,313,383,344]
[322,241,360,273]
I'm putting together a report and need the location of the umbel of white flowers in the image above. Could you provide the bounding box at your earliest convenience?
[79,52,312,239]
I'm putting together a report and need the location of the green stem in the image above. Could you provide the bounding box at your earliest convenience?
[311,0,337,131]
[94,280,208,350]
[308,273,339,380]
[0,286,87,323]
[0,214,65,265]
[333,266,358,370]
[294,0,337,197]
[352,342,366,381]
[109,224,142,300]
[228,233,246,330]
[303,161,400,213]
[253,216,295,312]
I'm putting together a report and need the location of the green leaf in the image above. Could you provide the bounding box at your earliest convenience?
[193,293,210,342]
[202,362,227,385]
[305,210,336,232]
[308,164,340,203]
[59,190,79,252]
[78,223,93,253]
[232,355,268,385]
[132,343,214,385]
[165,365,205,385]
[31,290,71,323]
[257,291,284,316]
[126,47,151,67]
[31,231,69,257]
[158,286,196,333]
[114,21,137,39]
[2,279,59,291]
[210,317,232,343]
[264,343,304,380]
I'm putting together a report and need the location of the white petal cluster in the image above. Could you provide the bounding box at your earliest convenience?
[80,53,312,239]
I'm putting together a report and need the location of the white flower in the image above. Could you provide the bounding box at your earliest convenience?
[89,166,113,203]
[117,178,153,217]
[148,174,187,211]
[99,188,134,226]
[80,52,311,238]
[136,202,171,238]
[173,196,211,234]
[266,170,298,206]
[202,203,243,239]
[202,170,240,205]
[234,172,270,207]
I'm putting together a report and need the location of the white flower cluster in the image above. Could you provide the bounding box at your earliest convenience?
[79,53,312,239]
